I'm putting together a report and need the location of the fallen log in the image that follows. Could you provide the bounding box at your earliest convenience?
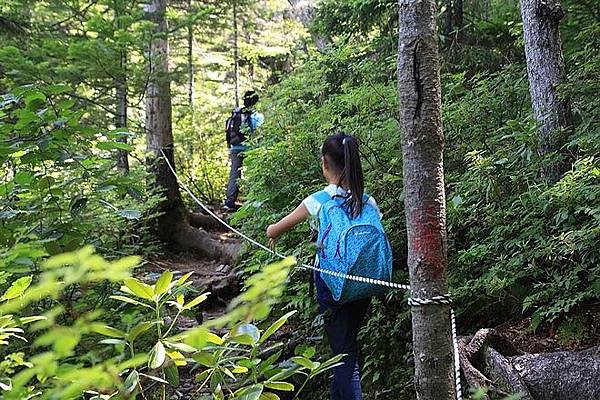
[459,329,600,400]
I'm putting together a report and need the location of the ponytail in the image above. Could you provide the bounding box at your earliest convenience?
[342,135,364,218]
[321,133,364,218]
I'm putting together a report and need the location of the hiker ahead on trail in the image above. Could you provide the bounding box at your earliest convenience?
[266,133,393,400]
[224,90,264,211]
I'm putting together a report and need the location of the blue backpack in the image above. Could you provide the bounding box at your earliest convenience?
[314,191,393,304]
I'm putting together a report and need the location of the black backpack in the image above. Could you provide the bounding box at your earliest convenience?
[225,108,251,147]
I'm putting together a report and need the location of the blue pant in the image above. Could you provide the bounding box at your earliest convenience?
[320,297,370,400]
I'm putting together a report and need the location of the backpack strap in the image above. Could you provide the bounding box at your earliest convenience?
[312,190,332,207]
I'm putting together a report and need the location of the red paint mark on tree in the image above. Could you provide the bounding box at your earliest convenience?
[409,203,446,279]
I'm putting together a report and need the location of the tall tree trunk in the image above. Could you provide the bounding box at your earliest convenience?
[444,0,453,40]
[453,0,463,34]
[145,0,181,215]
[187,0,194,109]
[144,0,238,263]
[397,1,455,399]
[115,0,129,173]
[519,0,572,182]
[233,0,240,108]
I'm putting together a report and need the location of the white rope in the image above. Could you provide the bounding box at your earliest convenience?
[451,309,463,400]
[159,149,462,400]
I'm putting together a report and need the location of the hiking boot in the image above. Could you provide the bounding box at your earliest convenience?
[223,202,239,212]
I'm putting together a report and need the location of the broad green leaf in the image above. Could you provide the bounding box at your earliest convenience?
[260,393,280,400]
[123,370,139,395]
[92,324,126,339]
[128,321,159,343]
[163,341,196,353]
[193,352,216,368]
[259,311,296,344]
[206,332,224,345]
[1,276,32,300]
[110,295,152,309]
[124,278,154,300]
[96,141,133,151]
[290,356,314,370]
[164,363,179,387]
[149,341,166,369]
[232,365,249,374]
[154,271,173,296]
[18,316,46,325]
[264,382,294,391]
[166,350,186,366]
[234,384,263,400]
[183,293,209,310]
[176,272,193,285]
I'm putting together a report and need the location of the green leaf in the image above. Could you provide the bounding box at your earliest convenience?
[232,365,249,374]
[233,324,260,345]
[183,293,209,310]
[99,338,127,345]
[110,295,152,308]
[164,363,179,387]
[163,341,196,353]
[260,393,280,400]
[1,276,32,301]
[124,278,154,300]
[264,382,294,391]
[123,370,139,395]
[92,324,126,339]
[149,341,166,369]
[176,272,193,285]
[128,321,159,343]
[118,209,141,220]
[289,356,314,370]
[96,141,133,151]
[154,271,173,296]
[259,311,296,344]
[193,352,216,368]
[69,196,88,217]
[234,384,263,400]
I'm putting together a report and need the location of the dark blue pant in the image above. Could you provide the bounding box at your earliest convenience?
[320,298,370,400]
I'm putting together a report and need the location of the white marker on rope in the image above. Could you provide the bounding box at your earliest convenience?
[159,149,462,400]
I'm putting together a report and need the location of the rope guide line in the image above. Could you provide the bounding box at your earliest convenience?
[158,149,463,400]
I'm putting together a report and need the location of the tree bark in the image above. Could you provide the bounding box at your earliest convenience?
[115,0,129,173]
[144,0,238,263]
[187,0,194,109]
[397,1,455,399]
[233,0,240,108]
[519,0,572,182]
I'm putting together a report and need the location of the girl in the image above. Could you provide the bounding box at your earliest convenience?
[266,133,381,400]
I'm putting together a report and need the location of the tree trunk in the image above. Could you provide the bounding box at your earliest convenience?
[187,0,194,109]
[233,0,240,108]
[519,0,572,182]
[144,0,238,263]
[116,49,129,173]
[397,1,455,399]
[115,0,129,173]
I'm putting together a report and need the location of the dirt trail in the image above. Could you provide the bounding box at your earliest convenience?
[141,211,244,398]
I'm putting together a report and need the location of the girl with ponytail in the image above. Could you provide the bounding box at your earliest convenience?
[267,132,382,400]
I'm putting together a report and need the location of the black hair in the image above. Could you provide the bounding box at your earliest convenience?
[243,90,259,108]
[321,132,364,218]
